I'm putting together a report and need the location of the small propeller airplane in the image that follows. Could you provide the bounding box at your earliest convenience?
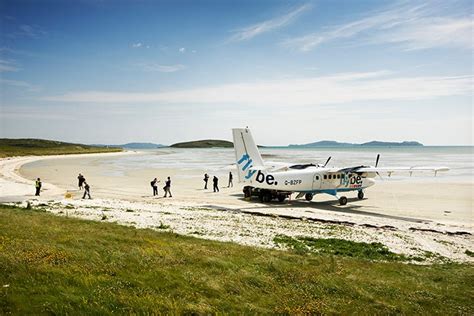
[232,128,449,205]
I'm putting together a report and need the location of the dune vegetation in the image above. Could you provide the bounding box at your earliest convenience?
[0,204,473,314]
[170,139,233,148]
[0,139,122,158]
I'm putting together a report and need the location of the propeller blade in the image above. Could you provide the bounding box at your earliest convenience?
[323,156,331,167]
[375,154,380,168]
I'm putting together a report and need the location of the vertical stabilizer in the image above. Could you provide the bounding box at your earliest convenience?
[232,128,264,183]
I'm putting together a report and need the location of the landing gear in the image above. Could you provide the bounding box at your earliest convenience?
[357,190,364,200]
[260,192,272,203]
[277,194,286,202]
[305,193,313,201]
[243,186,252,198]
[339,196,348,206]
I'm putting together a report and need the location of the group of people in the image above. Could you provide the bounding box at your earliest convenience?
[204,171,233,192]
[35,171,233,199]
[150,176,172,197]
[33,173,91,199]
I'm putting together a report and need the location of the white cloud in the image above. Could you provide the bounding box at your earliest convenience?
[0,78,41,92]
[179,47,186,53]
[0,59,19,72]
[42,71,472,106]
[283,3,473,51]
[135,63,186,73]
[229,3,311,42]
[132,42,143,48]
[7,24,46,39]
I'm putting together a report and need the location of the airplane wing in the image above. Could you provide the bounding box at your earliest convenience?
[342,166,449,176]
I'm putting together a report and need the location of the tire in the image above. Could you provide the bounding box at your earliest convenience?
[339,196,348,206]
[357,190,364,200]
[305,193,313,201]
[263,192,273,203]
[243,186,253,198]
[277,194,286,202]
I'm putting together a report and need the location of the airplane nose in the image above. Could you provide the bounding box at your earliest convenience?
[366,178,376,187]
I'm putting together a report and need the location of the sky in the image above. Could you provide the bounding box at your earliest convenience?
[0,0,472,145]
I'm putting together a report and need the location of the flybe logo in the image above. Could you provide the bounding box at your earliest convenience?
[238,154,278,185]
[238,154,257,180]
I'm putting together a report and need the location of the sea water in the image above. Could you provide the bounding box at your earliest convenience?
[93,146,473,182]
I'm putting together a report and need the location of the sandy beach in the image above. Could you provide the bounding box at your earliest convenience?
[1,151,473,263]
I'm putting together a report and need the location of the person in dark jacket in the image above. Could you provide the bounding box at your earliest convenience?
[203,173,209,189]
[82,181,91,199]
[163,177,172,197]
[78,173,85,190]
[150,178,159,196]
[228,171,233,188]
[213,176,219,192]
[35,178,42,196]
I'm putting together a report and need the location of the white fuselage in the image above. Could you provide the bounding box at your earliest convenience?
[244,167,375,195]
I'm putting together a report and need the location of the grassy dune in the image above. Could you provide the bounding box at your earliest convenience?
[0,139,122,158]
[0,204,473,314]
[170,139,233,148]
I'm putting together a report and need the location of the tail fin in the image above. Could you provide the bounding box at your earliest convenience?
[232,128,264,183]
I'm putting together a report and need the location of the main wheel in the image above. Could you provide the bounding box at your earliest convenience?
[339,196,348,205]
[277,194,286,202]
[357,190,364,200]
[243,186,252,198]
[262,192,272,203]
[305,193,313,201]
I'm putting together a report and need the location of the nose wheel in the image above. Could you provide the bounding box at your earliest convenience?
[305,193,313,201]
[357,190,364,200]
[339,196,348,205]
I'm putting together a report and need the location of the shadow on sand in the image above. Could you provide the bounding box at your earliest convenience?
[227,195,428,224]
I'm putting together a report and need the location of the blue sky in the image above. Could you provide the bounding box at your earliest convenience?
[0,0,472,145]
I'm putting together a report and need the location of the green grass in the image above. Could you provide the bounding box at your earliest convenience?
[0,204,473,314]
[274,235,409,261]
[0,138,122,158]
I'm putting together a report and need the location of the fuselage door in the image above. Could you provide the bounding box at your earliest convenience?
[312,173,321,190]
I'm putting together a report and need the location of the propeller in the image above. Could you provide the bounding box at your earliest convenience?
[323,156,331,168]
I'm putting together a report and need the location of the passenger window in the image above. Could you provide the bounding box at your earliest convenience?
[324,175,327,179]
[337,174,340,179]
[316,176,319,180]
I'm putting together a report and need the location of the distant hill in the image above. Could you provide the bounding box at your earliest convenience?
[0,138,122,158]
[289,141,354,147]
[360,141,423,147]
[289,140,423,148]
[93,142,166,149]
[118,142,166,149]
[170,139,233,148]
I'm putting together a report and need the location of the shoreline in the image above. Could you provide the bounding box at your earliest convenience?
[0,151,138,198]
[1,151,473,263]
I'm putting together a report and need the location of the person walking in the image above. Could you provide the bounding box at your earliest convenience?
[213,176,219,192]
[150,178,159,196]
[82,181,91,199]
[78,173,85,190]
[203,173,209,189]
[228,171,233,188]
[35,178,42,196]
[163,176,172,198]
